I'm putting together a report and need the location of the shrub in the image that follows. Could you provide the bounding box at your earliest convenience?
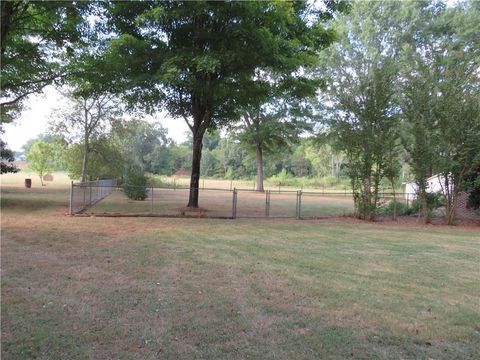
[377,200,410,216]
[123,167,148,200]
[409,192,444,214]
[146,173,168,187]
[267,169,294,187]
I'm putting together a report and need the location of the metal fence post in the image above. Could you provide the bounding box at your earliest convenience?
[298,190,302,219]
[69,181,74,215]
[265,190,270,217]
[83,183,86,209]
[151,186,154,213]
[232,188,237,219]
[296,191,299,218]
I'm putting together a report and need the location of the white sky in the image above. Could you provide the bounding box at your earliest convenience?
[2,86,189,152]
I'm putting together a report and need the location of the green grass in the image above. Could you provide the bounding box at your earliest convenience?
[1,185,479,359]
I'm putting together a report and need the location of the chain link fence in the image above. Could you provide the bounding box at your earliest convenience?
[69,179,118,215]
[70,182,416,219]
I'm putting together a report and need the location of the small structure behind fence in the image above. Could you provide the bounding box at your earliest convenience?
[69,181,417,219]
[69,179,118,215]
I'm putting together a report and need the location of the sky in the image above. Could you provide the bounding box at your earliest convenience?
[2,86,189,152]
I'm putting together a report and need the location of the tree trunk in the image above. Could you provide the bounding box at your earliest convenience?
[256,144,264,192]
[80,105,89,183]
[187,129,204,208]
[81,138,89,183]
[391,179,397,220]
[0,1,14,55]
[420,186,430,224]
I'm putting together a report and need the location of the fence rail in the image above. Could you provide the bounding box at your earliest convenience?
[69,179,118,215]
[70,183,417,219]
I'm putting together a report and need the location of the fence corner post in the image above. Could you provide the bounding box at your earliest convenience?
[232,188,237,219]
[151,186,154,213]
[69,181,74,215]
[265,190,270,217]
[296,190,302,219]
[299,190,302,219]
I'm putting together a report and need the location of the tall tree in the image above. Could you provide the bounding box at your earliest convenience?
[235,70,320,191]
[400,0,480,224]
[111,119,172,174]
[101,0,346,207]
[51,91,120,182]
[318,1,402,220]
[27,140,54,186]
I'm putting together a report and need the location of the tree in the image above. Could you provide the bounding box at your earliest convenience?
[111,119,172,174]
[65,137,125,181]
[318,1,402,220]
[1,1,88,122]
[1,139,19,174]
[101,0,346,207]
[22,133,68,171]
[400,0,480,224]
[51,91,120,182]
[27,140,54,186]
[237,96,316,191]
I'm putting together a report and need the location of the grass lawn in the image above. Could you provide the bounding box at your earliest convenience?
[1,182,479,359]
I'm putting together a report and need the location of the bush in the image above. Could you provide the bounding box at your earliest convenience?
[377,200,411,216]
[123,167,148,200]
[410,192,444,214]
[146,173,168,187]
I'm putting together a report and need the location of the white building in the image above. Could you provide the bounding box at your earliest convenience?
[404,174,449,200]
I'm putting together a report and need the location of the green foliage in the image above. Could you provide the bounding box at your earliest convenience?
[111,119,172,174]
[1,139,19,174]
[319,0,402,220]
[409,192,444,216]
[101,0,346,206]
[0,1,88,121]
[123,167,148,201]
[65,138,125,181]
[145,174,170,188]
[464,165,480,210]
[268,169,293,187]
[377,201,411,217]
[400,0,480,224]
[27,140,55,185]
[22,134,67,171]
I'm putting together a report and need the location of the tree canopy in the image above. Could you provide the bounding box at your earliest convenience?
[97,0,347,207]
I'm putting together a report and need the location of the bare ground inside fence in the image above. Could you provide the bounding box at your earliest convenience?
[87,188,355,218]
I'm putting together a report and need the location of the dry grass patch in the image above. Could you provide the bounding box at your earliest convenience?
[1,185,479,359]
